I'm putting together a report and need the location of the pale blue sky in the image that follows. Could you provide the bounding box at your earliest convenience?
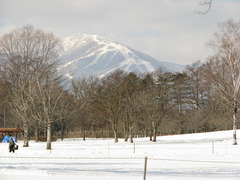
[0,0,239,65]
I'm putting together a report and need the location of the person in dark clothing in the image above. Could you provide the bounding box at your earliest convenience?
[9,137,15,153]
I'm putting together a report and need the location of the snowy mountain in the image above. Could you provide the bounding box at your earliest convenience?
[58,32,185,79]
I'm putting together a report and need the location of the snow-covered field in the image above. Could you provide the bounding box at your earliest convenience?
[1,130,240,180]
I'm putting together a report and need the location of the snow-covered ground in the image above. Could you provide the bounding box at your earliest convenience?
[1,130,240,180]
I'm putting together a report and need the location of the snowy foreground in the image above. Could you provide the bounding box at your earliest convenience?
[1,130,240,180]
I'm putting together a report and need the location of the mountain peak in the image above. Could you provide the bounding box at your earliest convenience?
[62,32,91,52]
[59,32,185,79]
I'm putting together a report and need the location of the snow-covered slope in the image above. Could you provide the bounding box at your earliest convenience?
[58,32,185,79]
[1,130,240,180]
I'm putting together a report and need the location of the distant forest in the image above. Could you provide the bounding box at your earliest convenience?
[0,19,240,147]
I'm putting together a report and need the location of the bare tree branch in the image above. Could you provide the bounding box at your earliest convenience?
[195,0,213,14]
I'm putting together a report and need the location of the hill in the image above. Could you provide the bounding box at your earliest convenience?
[58,32,185,79]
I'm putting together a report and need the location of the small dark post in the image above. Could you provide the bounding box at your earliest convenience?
[143,156,148,180]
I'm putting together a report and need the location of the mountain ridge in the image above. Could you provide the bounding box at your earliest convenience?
[58,32,185,79]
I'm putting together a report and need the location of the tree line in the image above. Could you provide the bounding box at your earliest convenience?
[0,19,240,149]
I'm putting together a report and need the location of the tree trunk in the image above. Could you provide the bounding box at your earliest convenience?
[129,127,134,143]
[83,129,86,141]
[152,126,157,142]
[124,126,129,142]
[23,122,29,147]
[46,121,52,150]
[143,130,147,137]
[233,100,238,145]
[113,127,118,143]
[124,121,129,142]
[61,127,64,141]
[149,128,153,141]
[124,134,129,142]
[35,126,39,142]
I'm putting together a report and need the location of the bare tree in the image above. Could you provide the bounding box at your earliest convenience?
[121,72,142,143]
[206,19,240,145]
[0,25,62,147]
[33,77,65,149]
[0,75,11,128]
[72,76,99,141]
[148,72,173,142]
[171,72,192,134]
[54,91,75,140]
[93,70,126,143]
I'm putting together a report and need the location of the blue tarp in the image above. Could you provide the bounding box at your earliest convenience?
[2,136,17,143]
